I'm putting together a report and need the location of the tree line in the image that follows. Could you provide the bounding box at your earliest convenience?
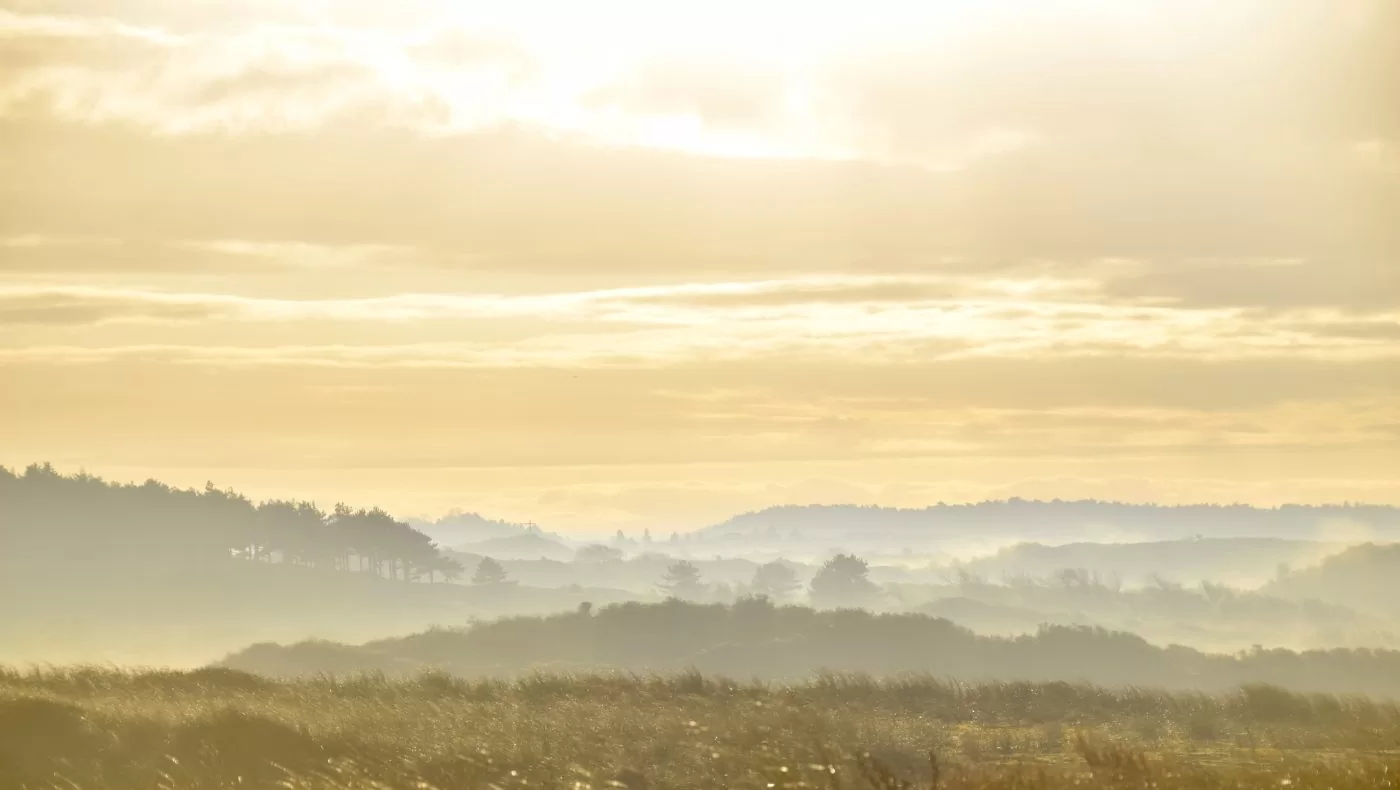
[0,463,464,582]
[656,554,880,608]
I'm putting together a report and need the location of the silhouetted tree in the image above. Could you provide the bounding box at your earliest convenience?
[429,555,465,584]
[659,560,706,600]
[257,500,330,567]
[750,561,801,601]
[472,557,509,585]
[809,553,880,608]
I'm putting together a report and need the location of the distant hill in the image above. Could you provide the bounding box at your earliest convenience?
[1267,543,1400,614]
[408,512,567,547]
[958,538,1336,586]
[695,501,1400,556]
[456,532,577,562]
[919,597,1084,633]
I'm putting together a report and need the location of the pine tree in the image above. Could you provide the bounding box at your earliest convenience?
[472,556,509,585]
[658,560,706,600]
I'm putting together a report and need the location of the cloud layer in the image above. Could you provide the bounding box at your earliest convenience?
[2,0,1396,527]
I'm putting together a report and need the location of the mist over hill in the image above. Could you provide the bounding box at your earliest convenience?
[7,462,1400,667]
[454,533,578,561]
[1267,543,1400,616]
[956,538,1339,587]
[406,513,568,547]
[694,502,1400,558]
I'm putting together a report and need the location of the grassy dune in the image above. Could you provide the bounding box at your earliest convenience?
[2,667,1399,789]
[217,600,1400,698]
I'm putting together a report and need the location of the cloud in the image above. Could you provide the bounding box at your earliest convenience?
[0,288,230,325]
[4,349,1398,524]
[2,2,1398,275]
[1104,260,1400,310]
[5,122,1396,282]
[3,279,1399,373]
[817,0,1400,156]
[0,14,466,131]
[0,8,180,71]
[407,28,535,81]
[0,236,409,275]
[3,0,1397,523]
[584,57,785,128]
[3,1,1393,154]
[185,60,377,107]
[1291,319,1400,342]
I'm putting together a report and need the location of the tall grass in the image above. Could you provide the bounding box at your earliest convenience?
[2,666,1399,789]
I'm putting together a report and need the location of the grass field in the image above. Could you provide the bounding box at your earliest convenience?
[3,667,1400,789]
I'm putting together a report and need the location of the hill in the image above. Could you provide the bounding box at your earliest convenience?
[695,502,1400,557]
[1267,543,1400,614]
[957,538,1335,586]
[407,512,566,546]
[219,599,1400,697]
[455,532,578,561]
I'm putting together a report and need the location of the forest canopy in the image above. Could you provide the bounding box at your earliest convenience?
[0,463,462,582]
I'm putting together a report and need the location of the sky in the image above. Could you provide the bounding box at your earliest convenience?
[1,0,1397,531]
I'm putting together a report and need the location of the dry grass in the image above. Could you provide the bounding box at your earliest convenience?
[1,667,1398,789]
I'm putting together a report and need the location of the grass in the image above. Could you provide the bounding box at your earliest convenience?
[1,667,1399,789]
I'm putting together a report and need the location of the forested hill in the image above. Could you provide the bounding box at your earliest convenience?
[0,463,463,582]
[698,501,1400,551]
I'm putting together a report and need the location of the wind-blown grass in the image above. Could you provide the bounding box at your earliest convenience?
[2,666,1399,789]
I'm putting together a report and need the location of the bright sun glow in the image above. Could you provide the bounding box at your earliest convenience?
[321,0,1153,160]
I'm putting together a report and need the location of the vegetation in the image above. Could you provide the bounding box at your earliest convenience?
[0,463,460,582]
[810,554,880,608]
[899,567,1396,653]
[750,561,801,601]
[1268,543,1400,615]
[660,561,707,600]
[472,557,510,586]
[2,666,1398,790]
[219,600,1400,697]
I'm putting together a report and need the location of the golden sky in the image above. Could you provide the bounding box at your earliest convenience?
[2,0,1398,530]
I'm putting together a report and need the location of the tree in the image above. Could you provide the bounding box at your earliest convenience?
[750,561,801,601]
[432,555,465,583]
[809,553,880,608]
[472,556,509,585]
[257,500,330,567]
[659,560,706,600]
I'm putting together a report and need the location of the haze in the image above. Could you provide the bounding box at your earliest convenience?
[10,9,1400,788]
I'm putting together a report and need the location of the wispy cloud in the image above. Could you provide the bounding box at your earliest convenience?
[3,279,1398,367]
